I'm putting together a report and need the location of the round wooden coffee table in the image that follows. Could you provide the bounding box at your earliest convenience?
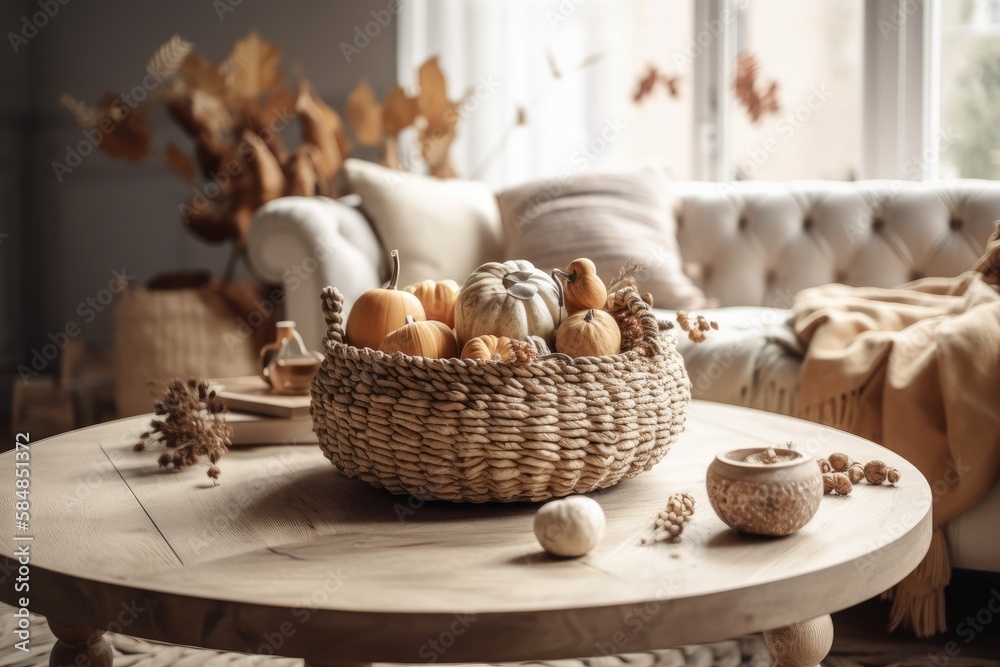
[0,401,931,667]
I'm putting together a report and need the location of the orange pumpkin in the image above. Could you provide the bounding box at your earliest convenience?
[552,258,608,313]
[380,316,458,358]
[555,308,621,358]
[345,249,426,350]
[461,335,513,361]
[404,279,460,328]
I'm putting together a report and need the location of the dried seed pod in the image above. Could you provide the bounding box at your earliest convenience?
[822,472,836,494]
[887,468,901,485]
[643,492,696,543]
[833,472,853,496]
[817,458,833,474]
[847,462,865,484]
[864,460,888,485]
[828,452,852,472]
[676,310,690,331]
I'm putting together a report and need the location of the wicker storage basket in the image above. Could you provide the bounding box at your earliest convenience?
[310,286,691,502]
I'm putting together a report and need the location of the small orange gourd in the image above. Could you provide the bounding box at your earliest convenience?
[555,308,622,358]
[404,279,460,328]
[345,249,426,350]
[552,258,608,313]
[380,316,458,359]
[461,335,513,361]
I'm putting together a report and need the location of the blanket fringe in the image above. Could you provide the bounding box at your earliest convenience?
[882,527,950,637]
[796,391,860,435]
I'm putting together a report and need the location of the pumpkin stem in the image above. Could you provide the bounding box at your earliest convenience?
[550,269,567,308]
[551,268,576,283]
[388,249,401,290]
[405,315,415,325]
[584,309,595,323]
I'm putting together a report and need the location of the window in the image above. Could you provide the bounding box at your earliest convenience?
[730,1,864,180]
[939,0,1000,179]
[399,0,956,184]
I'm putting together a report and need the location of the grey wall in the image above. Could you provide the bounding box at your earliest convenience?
[1,0,399,423]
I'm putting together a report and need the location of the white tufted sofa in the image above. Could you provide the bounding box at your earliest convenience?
[247,178,1000,572]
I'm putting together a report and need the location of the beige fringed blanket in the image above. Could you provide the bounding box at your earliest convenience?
[792,221,1000,637]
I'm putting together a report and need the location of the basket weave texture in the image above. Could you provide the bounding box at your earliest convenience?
[310,287,691,502]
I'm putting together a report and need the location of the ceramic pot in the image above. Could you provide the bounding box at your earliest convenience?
[706,447,823,536]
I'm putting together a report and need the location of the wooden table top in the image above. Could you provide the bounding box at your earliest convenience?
[0,401,931,664]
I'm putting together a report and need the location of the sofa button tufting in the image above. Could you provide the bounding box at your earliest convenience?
[872,218,886,232]
[950,217,963,230]
[738,216,748,230]
[765,271,777,285]
[803,218,814,230]
[911,271,924,281]
[835,271,848,283]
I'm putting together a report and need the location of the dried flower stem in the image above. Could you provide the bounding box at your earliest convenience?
[134,378,231,485]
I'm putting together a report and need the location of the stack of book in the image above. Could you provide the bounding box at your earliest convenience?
[210,376,317,446]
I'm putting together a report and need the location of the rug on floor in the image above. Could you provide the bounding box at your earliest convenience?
[2,607,998,667]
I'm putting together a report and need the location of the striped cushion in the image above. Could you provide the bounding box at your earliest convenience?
[496,170,710,310]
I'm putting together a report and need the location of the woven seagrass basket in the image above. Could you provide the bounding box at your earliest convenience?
[310,286,691,503]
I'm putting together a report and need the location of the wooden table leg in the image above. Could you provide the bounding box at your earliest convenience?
[47,619,112,667]
[763,614,834,667]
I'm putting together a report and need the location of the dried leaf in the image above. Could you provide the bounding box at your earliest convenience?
[60,93,97,129]
[180,53,228,99]
[634,65,659,103]
[242,130,286,207]
[346,79,383,146]
[192,90,232,135]
[382,85,419,135]
[285,148,317,196]
[664,75,680,98]
[230,207,254,247]
[606,260,643,299]
[146,35,193,80]
[165,142,195,182]
[417,57,455,129]
[223,30,282,99]
[734,52,779,123]
[416,57,458,175]
[295,83,348,178]
[192,131,226,180]
[420,123,457,177]
[183,201,236,244]
[95,93,152,162]
[259,87,296,126]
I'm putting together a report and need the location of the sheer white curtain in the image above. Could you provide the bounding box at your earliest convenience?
[398,0,632,186]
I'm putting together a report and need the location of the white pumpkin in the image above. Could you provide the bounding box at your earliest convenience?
[454,260,563,347]
[533,496,606,557]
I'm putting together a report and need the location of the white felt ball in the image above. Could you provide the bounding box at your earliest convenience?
[533,496,606,557]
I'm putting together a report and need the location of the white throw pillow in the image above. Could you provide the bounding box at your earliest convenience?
[343,159,504,286]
